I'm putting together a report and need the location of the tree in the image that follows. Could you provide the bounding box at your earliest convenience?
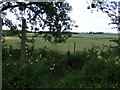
[1,1,75,43]
[0,1,76,68]
[87,0,120,53]
[87,0,119,32]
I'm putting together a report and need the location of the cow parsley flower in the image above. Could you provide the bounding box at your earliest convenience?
[30,62,33,64]
[53,64,55,67]
[50,68,54,71]
[39,54,42,58]
[98,55,102,59]
[13,63,16,65]
[36,59,38,62]
[7,63,9,66]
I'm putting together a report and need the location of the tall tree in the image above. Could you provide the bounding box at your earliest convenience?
[1,1,76,68]
[1,1,75,43]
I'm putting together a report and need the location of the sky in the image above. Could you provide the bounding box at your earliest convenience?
[66,0,118,33]
[2,0,119,33]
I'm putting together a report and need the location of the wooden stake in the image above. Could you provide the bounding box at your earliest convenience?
[20,19,26,69]
[74,42,76,53]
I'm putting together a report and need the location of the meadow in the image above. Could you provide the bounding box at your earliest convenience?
[4,33,118,53]
[3,33,120,88]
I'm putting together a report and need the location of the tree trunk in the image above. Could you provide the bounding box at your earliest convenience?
[20,19,26,69]
[0,9,2,90]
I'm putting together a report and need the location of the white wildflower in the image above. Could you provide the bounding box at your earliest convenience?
[97,51,101,55]
[26,50,28,52]
[98,55,102,59]
[95,49,101,55]
[28,60,31,62]
[36,59,38,62]
[50,67,54,71]
[13,63,16,65]
[7,63,9,66]
[115,61,119,65]
[115,58,120,65]
[26,53,29,56]
[105,59,107,62]
[30,62,33,64]
[9,54,12,56]
[53,64,55,67]
[39,54,42,58]
[116,56,120,59]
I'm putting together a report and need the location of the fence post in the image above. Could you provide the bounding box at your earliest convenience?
[74,42,76,53]
[20,19,26,69]
[0,9,2,90]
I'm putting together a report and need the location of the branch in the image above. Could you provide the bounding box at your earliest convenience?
[1,2,38,11]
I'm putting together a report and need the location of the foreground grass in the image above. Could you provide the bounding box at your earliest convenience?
[3,45,120,88]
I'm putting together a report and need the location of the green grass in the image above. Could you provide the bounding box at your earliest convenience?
[4,34,118,53]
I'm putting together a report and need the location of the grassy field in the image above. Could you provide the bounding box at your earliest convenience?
[4,33,118,53]
[3,33,120,88]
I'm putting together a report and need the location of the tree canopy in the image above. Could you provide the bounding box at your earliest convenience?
[0,1,75,43]
[87,0,120,52]
[87,0,118,27]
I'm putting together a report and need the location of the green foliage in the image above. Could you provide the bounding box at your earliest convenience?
[1,2,75,43]
[110,38,120,56]
[3,45,120,88]
[57,46,120,88]
[2,30,18,36]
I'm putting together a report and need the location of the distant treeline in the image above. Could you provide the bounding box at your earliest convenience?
[29,31,79,34]
[29,31,105,34]
[88,32,104,34]
[2,30,105,36]
[2,30,19,36]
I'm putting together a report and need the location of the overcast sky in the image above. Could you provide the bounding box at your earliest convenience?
[2,0,119,33]
[66,0,118,33]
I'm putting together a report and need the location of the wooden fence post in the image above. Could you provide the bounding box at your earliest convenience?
[20,19,26,69]
[0,9,2,90]
[74,42,76,53]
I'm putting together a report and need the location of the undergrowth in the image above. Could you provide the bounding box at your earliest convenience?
[2,45,120,88]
